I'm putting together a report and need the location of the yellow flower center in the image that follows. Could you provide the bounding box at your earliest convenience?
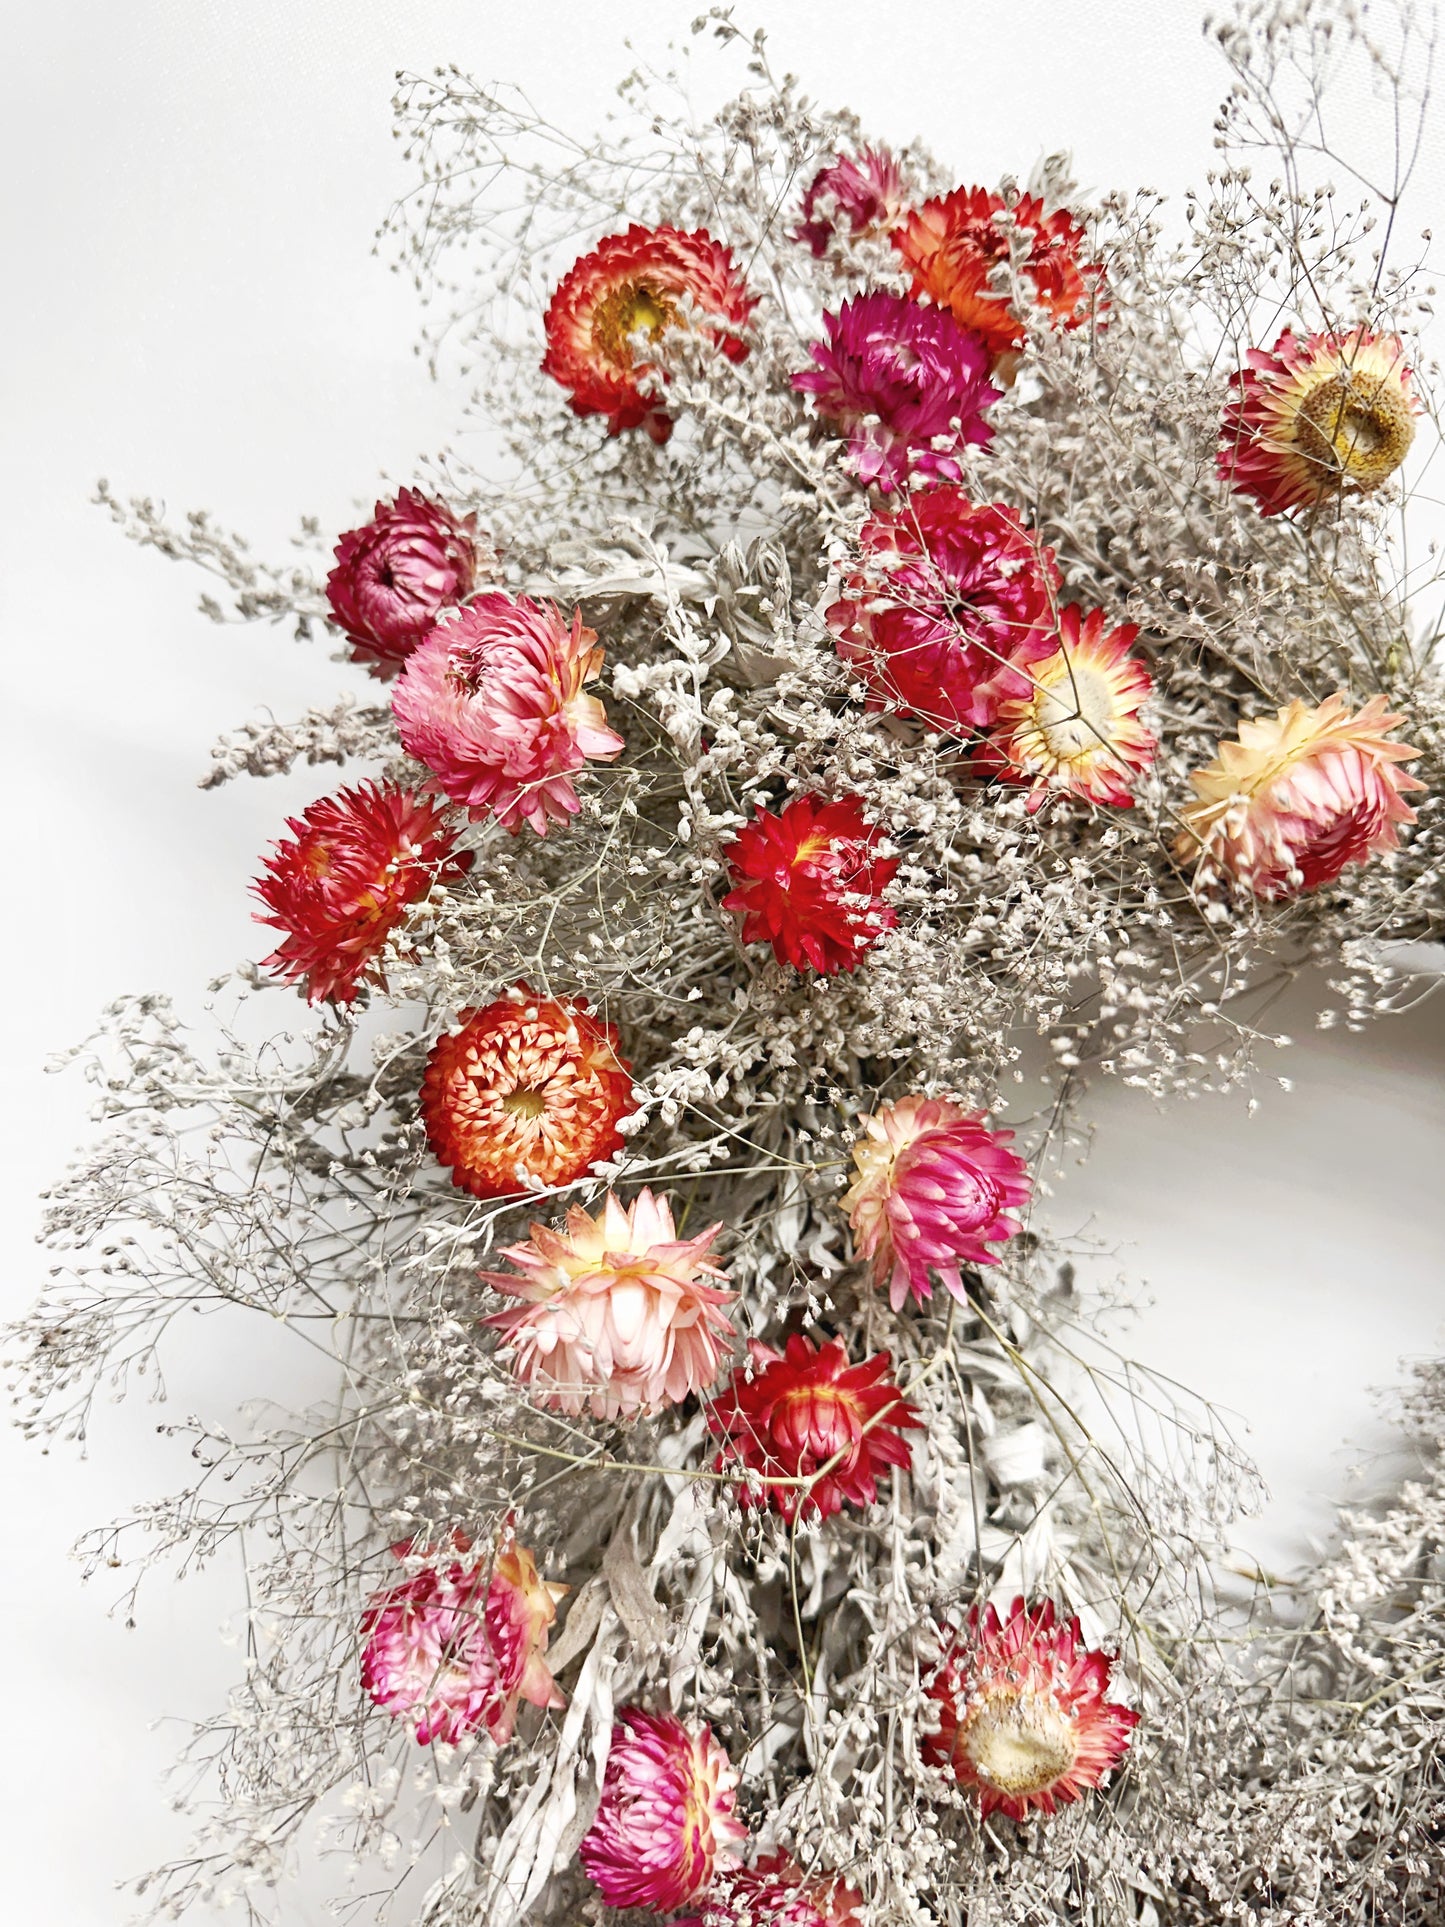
[1023,661,1119,765]
[1294,368,1415,490]
[961,1687,1078,1798]
[502,1087,548,1121]
[592,279,680,365]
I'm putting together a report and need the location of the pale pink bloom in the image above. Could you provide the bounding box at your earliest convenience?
[391,592,624,835]
[579,1707,747,1912]
[483,1189,736,1419]
[841,1095,1032,1310]
[794,146,908,256]
[359,1531,565,1747]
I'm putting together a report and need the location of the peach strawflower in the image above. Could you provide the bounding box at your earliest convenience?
[923,1596,1138,1821]
[391,592,624,836]
[254,781,473,1004]
[421,988,633,1199]
[359,1528,565,1747]
[579,1708,747,1911]
[542,224,757,442]
[484,1188,735,1419]
[326,489,484,677]
[794,146,908,256]
[1219,326,1417,517]
[675,1853,864,1927]
[1174,692,1423,900]
[721,792,899,974]
[894,186,1102,364]
[976,605,1156,810]
[842,1095,1031,1311]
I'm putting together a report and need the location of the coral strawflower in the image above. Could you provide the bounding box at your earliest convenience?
[579,1708,747,1911]
[827,488,1061,734]
[794,145,908,256]
[842,1095,1031,1311]
[254,781,473,1005]
[721,793,899,975]
[484,1189,736,1420]
[421,988,633,1199]
[675,1853,864,1927]
[709,1333,922,1522]
[1219,326,1418,517]
[542,224,757,442]
[894,187,1102,363]
[391,592,624,835]
[793,292,1000,492]
[359,1529,565,1747]
[1174,691,1423,900]
[976,605,1156,810]
[326,489,484,677]
[922,1596,1138,1821]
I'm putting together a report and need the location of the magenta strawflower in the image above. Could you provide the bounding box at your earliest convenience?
[326,489,484,677]
[676,1854,864,1927]
[794,146,908,256]
[579,1708,747,1912]
[793,293,1000,493]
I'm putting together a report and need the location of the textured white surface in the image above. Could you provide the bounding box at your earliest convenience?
[3,2,1443,1919]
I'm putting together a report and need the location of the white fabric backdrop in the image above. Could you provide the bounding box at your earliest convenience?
[4,2,1443,1918]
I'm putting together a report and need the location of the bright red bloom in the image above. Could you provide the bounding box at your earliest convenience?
[709,1333,922,1522]
[721,793,898,975]
[542,224,757,443]
[253,781,472,1005]
[421,988,634,1199]
[325,489,483,677]
[827,489,1061,734]
[894,187,1103,364]
[794,146,908,256]
[923,1597,1138,1821]
[579,1708,747,1912]
[676,1853,864,1927]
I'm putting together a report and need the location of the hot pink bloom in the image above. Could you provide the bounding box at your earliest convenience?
[793,293,1000,493]
[827,488,1061,734]
[359,1531,565,1747]
[579,1708,747,1911]
[326,489,484,677]
[794,146,908,256]
[842,1095,1031,1311]
[391,592,624,835]
[676,1854,864,1927]
[923,1597,1138,1821]
[483,1189,736,1420]
[1174,691,1423,899]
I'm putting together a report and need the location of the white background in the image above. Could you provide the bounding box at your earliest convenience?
[4,1,1444,1919]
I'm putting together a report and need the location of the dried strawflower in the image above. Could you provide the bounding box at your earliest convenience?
[579,1708,747,1911]
[325,489,483,677]
[720,792,899,974]
[842,1095,1031,1310]
[253,781,472,1004]
[542,224,757,441]
[391,592,623,835]
[421,988,633,1198]
[793,145,907,255]
[675,1853,864,1927]
[922,1596,1138,1820]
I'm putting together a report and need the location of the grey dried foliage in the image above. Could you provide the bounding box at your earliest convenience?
[11,3,1445,1924]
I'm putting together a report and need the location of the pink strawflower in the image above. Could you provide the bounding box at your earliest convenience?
[579,1708,747,1912]
[326,489,485,678]
[483,1189,737,1420]
[794,146,908,256]
[359,1530,565,1747]
[676,1853,864,1927]
[793,293,1000,493]
[841,1095,1032,1311]
[827,488,1061,734]
[391,592,624,835]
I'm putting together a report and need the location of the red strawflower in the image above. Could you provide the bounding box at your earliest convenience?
[542,224,757,443]
[720,793,898,975]
[895,187,1103,364]
[253,781,472,1005]
[325,489,484,677]
[710,1333,922,1522]
[421,987,634,1199]
[923,1597,1139,1821]
[676,1853,865,1927]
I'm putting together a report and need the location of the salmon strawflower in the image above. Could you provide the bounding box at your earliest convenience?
[542,223,757,442]
[923,1596,1138,1821]
[483,1189,736,1420]
[1219,325,1418,517]
[976,605,1156,810]
[392,592,624,836]
[842,1095,1031,1311]
[721,792,899,975]
[675,1853,864,1927]
[579,1708,747,1912]
[1174,692,1423,900]
[421,988,633,1199]
[794,145,908,256]
[359,1529,565,1748]
[325,488,485,677]
[709,1333,923,1522]
[253,781,473,1005]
